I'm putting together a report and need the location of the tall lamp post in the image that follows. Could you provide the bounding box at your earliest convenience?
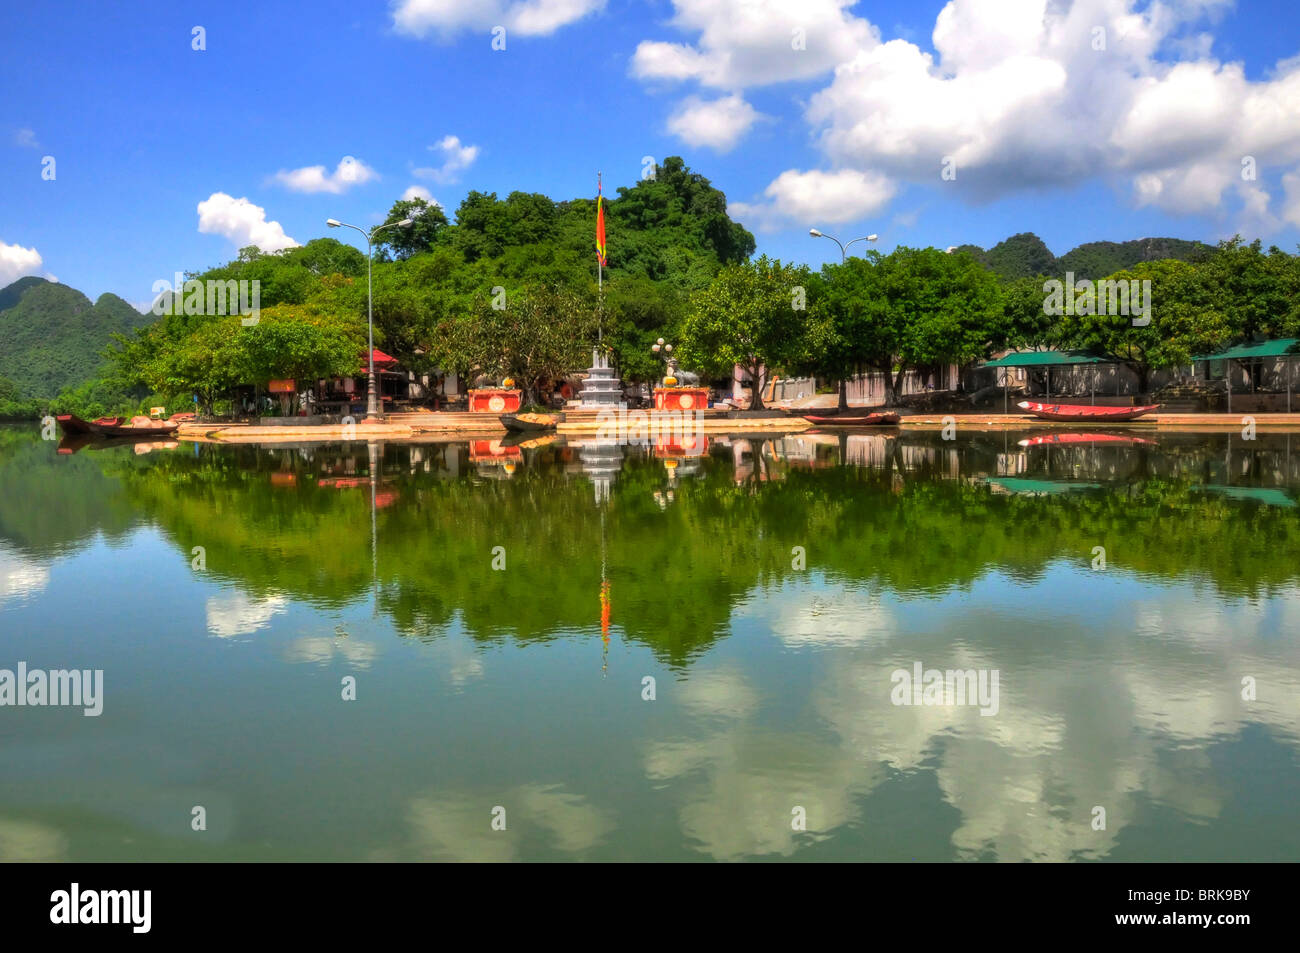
[809,228,877,263]
[326,216,414,423]
[810,229,878,411]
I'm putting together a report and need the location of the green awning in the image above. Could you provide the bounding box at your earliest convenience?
[981,350,1110,368]
[1193,338,1299,361]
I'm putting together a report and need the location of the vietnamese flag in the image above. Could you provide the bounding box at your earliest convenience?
[595,177,607,267]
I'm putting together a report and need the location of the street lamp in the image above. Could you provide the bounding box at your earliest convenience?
[652,337,677,381]
[326,216,415,423]
[809,228,877,263]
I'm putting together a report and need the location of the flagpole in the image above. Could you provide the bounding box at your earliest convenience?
[597,171,603,344]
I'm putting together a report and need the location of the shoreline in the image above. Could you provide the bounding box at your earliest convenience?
[164,409,1300,444]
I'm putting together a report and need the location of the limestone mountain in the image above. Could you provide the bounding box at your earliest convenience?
[0,277,154,399]
[960,233,1212,281]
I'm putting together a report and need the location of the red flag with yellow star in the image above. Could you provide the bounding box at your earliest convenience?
[595,175,607,267]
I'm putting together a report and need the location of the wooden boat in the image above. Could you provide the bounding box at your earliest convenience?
[501,412,559,432]
[1017,400,1159,421]
[55,414,118,434]
[802,411,900,426]
[57,413,180,438]
[1018,433,1156,447]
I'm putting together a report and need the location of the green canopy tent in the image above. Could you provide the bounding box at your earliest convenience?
[980,350,1112,413]
[1192,338,1299,413]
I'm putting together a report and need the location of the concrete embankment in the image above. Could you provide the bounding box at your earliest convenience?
[900,412,1300,431]
[174,409,1300,443]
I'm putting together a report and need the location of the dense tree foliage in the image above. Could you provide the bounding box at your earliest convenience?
[3,148,1299,421]
[433,285,597,405]
[808,248,1005,406]
[376,197,450,260]
[679,257,820,409]
[0,279,152,399]
[1054,259,1232,391]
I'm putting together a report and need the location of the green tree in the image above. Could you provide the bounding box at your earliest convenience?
[1001,275,1059,351]
[1198,237,1300,340]
[1055,259,1231,393]
[236,304,364,413]
[435,285,597,406]
[603,277,686,385]
[376,197,449,260]
[679,257,817,410]
[818,247,1004,406]
[140,317,244,416]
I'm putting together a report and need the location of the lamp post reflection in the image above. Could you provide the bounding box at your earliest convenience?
[369,440,379,611]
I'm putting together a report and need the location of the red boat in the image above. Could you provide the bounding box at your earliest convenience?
[1018,433,1156,447]
[1017,401,1159,422]
[802,411,901,426]
[57,413,181,438]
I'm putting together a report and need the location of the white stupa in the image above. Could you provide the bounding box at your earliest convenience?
[580,348,624,408]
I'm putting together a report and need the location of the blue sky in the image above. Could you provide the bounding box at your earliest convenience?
[3,0,1299,307]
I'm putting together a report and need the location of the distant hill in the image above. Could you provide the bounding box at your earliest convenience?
[960,233,1213,281]
[0,278,154,399]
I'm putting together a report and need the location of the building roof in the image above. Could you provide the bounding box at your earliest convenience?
[981,350,1110,368]
[1193,338,1299,361]
[358,349,399,373]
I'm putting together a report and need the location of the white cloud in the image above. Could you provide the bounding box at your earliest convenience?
[632,0,878,88]
[810,0,1300,215]
[197,193,299,253]
[13,128,39,149]
[633,0,1300,230]
[0,241,43,287]
[401,185,441,205]
[392,0,604,39]
[731,168,897,231]
[204,591,288,638]
[272,156,379,194]
[413,135,480,184]
[666,94,762,151]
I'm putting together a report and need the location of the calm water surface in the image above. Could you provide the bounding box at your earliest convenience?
[1,425,1297,861]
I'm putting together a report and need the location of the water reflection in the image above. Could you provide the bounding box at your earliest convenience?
[1,425,1298,861]
[0,545,50,605]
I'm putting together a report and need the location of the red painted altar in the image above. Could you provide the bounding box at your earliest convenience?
[653,387,708,412]
[468,388,522,413]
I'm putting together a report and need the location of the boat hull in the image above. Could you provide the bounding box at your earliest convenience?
[1017,401,1159,422]
[802,412,900,426]
[57,414,180,438]
[501,413,558,433]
